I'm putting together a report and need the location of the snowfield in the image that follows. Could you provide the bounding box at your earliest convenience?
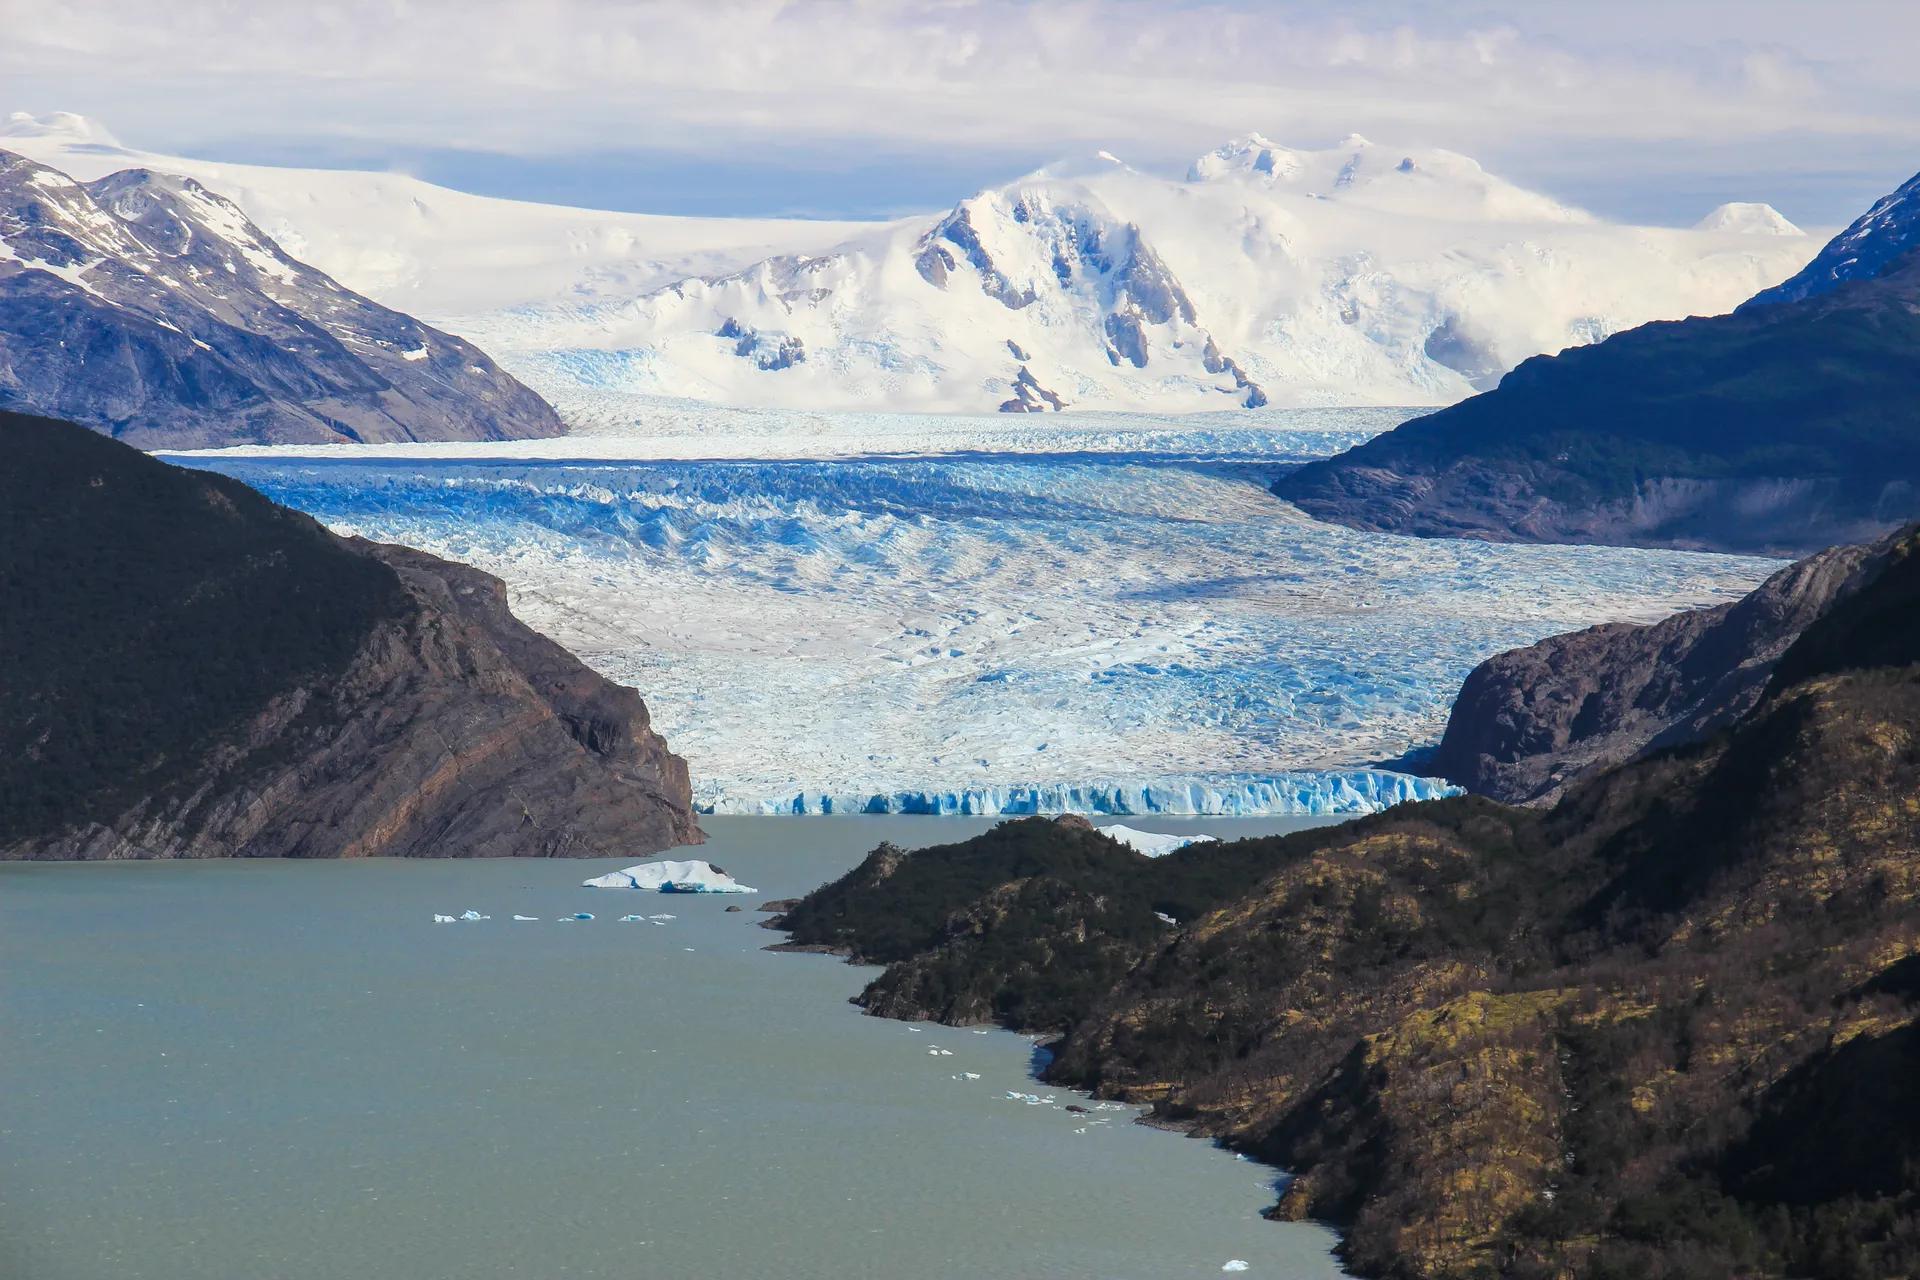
[6,113,1819,417]
[176,409,1781,816]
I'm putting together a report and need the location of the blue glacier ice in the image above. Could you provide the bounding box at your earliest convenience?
[714,771,1458,816]
[175,410,1782,817]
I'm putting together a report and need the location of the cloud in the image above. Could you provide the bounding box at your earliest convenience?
[3,0,1917,221]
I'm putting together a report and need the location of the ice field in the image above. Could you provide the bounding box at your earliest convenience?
[181,408,1781,815]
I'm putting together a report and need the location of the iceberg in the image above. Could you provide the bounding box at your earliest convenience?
[1098,824,1217,857]
[512,914,539,921]
[560,912,594,922]
[432,914,457,924]
[458,910,490,922]
[1223,1263,1250,1273]
[582,859,758,894]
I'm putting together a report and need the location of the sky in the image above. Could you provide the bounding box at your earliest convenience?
[3,0,1918,226]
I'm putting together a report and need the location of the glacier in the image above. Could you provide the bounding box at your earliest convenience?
[177,409,1782,817]
[718,772,1457,816]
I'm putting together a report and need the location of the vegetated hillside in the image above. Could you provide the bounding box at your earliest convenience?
[0,410,698,857]
[774,533,1920,1278]
[1272,171,1920,557]
[0,150,564,447]
[1428,532,1893,804]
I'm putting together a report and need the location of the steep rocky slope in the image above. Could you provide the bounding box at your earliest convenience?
[773,532,1920,1277]
[0,410,697,858]
[1428,533,1892,803]
[0,150,563,448]
[1273,169,1920,557]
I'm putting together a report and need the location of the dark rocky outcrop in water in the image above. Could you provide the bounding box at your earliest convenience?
[1428,533,1893,803]
[0,411,697,858]
[772,527,1920,1277]
[0,151,564,448]
[1272,170,1920,557]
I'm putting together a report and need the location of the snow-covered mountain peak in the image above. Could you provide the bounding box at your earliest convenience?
[1694,202,1803,236]
[2,111,121,148]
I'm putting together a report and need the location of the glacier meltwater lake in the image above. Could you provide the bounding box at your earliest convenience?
[175,407,1781,815]
[3,817,1353,1280]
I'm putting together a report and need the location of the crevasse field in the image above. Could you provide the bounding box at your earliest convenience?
[180,404,1780,816]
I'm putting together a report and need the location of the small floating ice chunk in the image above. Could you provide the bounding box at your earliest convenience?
[581,859,757,894]
[458,910,490,922]
[1154,911,1179,927]
[619,914,647,922]
[1223,1263,1250,1273]
[963,1072,981,1080]
[512,915,539,921]
[1099,824,1219,858]
[648,914,676,921]
[432,914,457,924]
[560,912,593,922]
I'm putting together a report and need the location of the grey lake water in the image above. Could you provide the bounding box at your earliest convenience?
[2,816,1350,1280]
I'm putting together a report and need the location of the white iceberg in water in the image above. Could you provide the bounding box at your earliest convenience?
[459,909,490,921]
[581,859,758,894]
[432,914,457,924]
[1098,824,1218,858]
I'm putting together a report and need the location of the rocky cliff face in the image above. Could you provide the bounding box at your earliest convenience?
[0,411,697,858]
[1428,534,1892,803]
[0,151,564,448]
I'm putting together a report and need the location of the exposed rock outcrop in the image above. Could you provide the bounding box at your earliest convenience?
[0,411,697,859]
[1429,534,1891,803]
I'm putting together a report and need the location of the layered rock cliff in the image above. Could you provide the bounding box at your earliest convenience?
[0,410,697,858]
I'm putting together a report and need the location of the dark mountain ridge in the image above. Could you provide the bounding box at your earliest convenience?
[0,411,697,858]
[1272,169,1920,557]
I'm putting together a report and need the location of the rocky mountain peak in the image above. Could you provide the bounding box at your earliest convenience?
[0,150,564,447]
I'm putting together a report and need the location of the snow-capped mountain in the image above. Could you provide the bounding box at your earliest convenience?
[4,113,1820,417]
[0,148,562,447]
[470,134,1819,414]
[1695,202,1803,236]
[0,112,871,319]
[1744,168,1920,308]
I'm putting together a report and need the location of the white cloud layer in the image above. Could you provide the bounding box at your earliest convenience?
[3,0,1917,220]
